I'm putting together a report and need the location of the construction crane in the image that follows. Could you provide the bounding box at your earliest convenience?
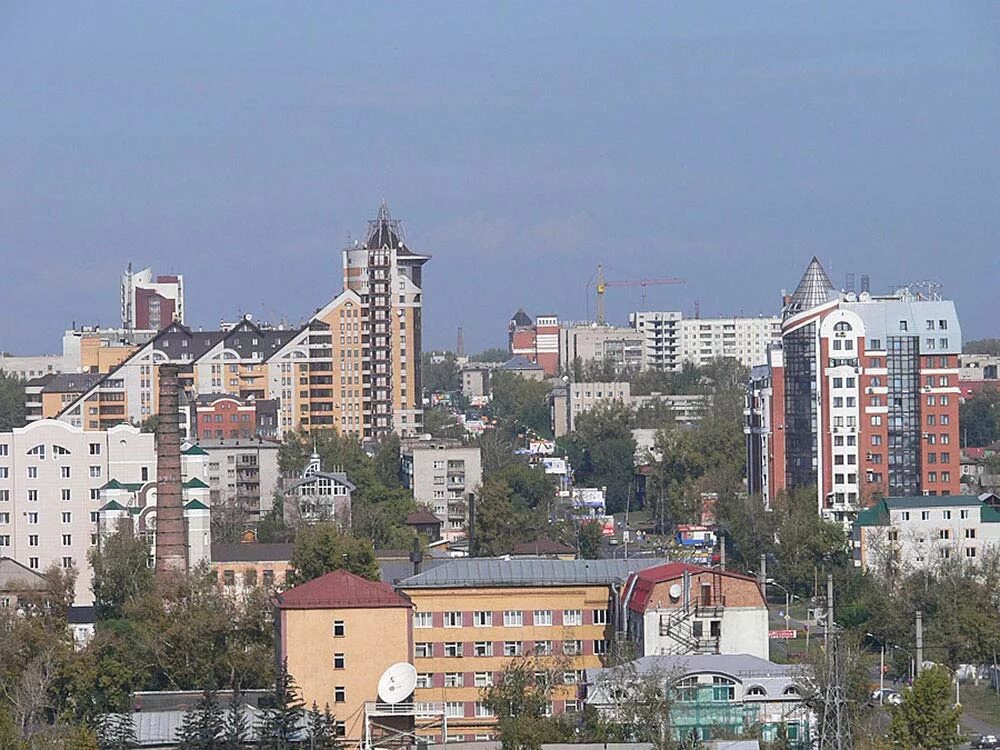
[589,264,686,325]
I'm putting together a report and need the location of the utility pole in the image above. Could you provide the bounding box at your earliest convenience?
[825,573,834,649]
[916,610,923,677]
[818,636,855,750]
[759,553,768,603]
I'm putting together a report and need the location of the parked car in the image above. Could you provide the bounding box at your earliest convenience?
[972,735,999,749]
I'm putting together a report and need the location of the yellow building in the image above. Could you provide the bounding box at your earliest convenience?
[275,570,413,743]
[399,558,664,741]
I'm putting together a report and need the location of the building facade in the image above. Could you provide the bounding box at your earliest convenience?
[401,440,482,541]
[559,324,645,375]
[630,311,782,371]
[121,266,185,332]
[853,494,1000,573]
[746,258,962,521]
[282,451,355,529]
[623,563,769,660]
[275,570,413,743]
[194,440,280,519]
[508,311,560,376]
[550,382,631,438]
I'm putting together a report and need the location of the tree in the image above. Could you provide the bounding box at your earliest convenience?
[476,429,516,478]
[582,659,680,750]
[489,372,552,437]
[577,521,604,560]
[558,402,636,514]
[89,530,154,621]
[222,693,251,750]
[305,703,340,750]
[287,524,379,584]
[0,372,26,431]
[480,653,573,750]
[422,407,465,439]
[256,661,304,749]
[964,338,1000,356]
[469,347,508,363]
[888,665,963,750]
[372,434,401,489]
[177,688,225,749]
[959,387,1000,447]
[421,351,460,394]
[493,461,554,511]
[96,713,136,750]
[472,478,544,556]
[772,486,849,596]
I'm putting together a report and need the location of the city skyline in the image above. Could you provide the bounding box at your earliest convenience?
[2,3,999,355]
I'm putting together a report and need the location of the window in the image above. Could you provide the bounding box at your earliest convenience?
[900,512,910,521]
[445,673,464,687]
[416,673,432,689]
[943,510,951,520]
[965,528,976,539]
[503,641,522,656]
[0,536,8,547]
[445,703,464,719]
[474,672,494,687]
[871,416,882,427]
[474,642,493,657]
[473,610,492,627]
[534,640,552,655]
[61,466,70,479]
[939,529,950,540]
[746,685,767,698]
[334,687,346,703]
[89,466,101,478]
[415,643,432,658]
[62,511,71,523]
[503,610,523,627]
[563,610,582,626]
[223,570,235,586]
[443,611,462,628]
[28,512,38,524]
[533,610,552,626]
[960,509,970,520]
[333,620,345,637]
[474,703,494,718]
[444,642,462,658]
[28,535,39,547]
[29,558,38,569]
[27,466,37,479]
[61,489,71,501]
[414,612,433,628]
[563,640,582,656]
[334,653,345,669]
[594,640,608,655]
[966,547,977,558]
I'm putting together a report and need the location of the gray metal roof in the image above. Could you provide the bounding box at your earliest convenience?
[785,257,836,318]
[844,297,961,354]
[398,558,670,588]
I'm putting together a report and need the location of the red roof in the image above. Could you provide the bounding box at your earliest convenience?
[626,562,760,613]
[406,510,442,526]
[276,569,411,610]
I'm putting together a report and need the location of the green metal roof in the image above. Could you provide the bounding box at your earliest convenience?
[183,477,210,489]
[882,495,982,509]
[856,501,889,527]
[99,500,126,511]
[99,479,143,492]
[184,499,209,511]
[981,505,1000,524]
[182,445,209,456]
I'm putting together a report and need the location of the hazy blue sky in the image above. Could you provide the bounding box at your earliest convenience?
[2,2,998,355]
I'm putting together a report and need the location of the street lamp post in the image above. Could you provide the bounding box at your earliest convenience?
[892,644,915,684]
[866,632,886,704]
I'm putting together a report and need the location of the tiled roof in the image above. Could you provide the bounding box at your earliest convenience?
[39,373,104,393]
[399,558,668,589]
[406,510,442,526]
[277,569,412,610]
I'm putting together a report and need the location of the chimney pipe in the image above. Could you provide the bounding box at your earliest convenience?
[155,364,187,574]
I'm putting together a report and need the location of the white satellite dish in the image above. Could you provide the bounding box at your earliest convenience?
[668,583,683,600]
[377,662,417,704]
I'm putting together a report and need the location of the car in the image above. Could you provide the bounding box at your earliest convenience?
[870,688,902,706]
[973,735,999,749]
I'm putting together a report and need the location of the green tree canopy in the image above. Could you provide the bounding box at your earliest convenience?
[558,401,636,514]
[959,387,1000,447]
[287,524,380,584]
[421,351,460,394]
[480,653,573,750]
[0,371,26,431]
[889,665,963,750]
[469,347,508,363]
[489,372,552,437]
[89,530,154,621]
[964,338,1000,356]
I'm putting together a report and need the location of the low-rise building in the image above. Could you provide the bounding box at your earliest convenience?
[0,354,68,381]
[275,570,413,743]
[282,451,355,529]
[497,356,546,382]
[398,558,668,741]
[211,542,293,594]
[406,509,444,542]
[853,494,1000,573]
[0,556,48,609]
[586,654,810,748]
[401,439,482,542]
[623,563,769,660]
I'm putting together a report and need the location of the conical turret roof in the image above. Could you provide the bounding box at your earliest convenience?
[784,257,836,319]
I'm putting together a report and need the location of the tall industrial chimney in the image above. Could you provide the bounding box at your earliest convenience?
[155,364,187,574]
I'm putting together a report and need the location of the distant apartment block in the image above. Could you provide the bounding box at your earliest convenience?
[0,354,68,381]
[121,265,185,331]
[400,439,482,541]
[559,323,645,374]
[630,311,782,370]
[193,440,280,519]
[508,310,560,376]
[958,353,1000,398]
[550,381,631,438]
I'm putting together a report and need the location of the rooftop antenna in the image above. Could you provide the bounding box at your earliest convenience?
[456,327,465,357]
[845,272,855,294]
[694,300,701,319]
[860,274,870,294]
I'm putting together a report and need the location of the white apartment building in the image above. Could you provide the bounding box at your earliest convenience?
[400,439,482,541]
[0,419,211,604]
[559,324,645,374]
[550,382,631,438]
[630,312,782,370]
[853,494,1000,573]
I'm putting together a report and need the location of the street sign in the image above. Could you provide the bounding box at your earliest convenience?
[769,629,798,639]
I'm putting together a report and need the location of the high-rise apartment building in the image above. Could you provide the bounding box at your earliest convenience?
[121,266,185,332]
[746,258,962,522]
[343,202,429,438]
[629,311,782,370]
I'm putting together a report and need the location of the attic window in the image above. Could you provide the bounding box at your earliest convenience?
[783,686,800,696]
[746,686,766,697]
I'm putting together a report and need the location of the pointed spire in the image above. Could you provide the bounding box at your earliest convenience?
[365,201,405,250]
[785,257,836,318]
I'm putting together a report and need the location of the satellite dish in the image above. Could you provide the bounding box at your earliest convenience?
[377,662,417,704]
[668,583,683,600]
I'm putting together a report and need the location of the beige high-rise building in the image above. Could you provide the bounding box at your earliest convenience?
[343,202,429,439]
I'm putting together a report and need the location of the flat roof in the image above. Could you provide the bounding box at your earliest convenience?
[399,558,669,589]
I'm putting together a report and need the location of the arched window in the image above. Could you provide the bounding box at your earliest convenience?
[745,685,767,698]
[833,321,852,332]
[783,685,801,696]
[53,445,71,456]
[26,445,45,459]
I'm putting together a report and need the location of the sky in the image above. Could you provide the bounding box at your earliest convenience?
[1,2,998,355]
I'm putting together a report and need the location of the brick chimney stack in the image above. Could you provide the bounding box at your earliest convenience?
[155,364,187,573]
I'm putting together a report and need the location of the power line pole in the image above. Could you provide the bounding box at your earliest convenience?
[818,636,854,750]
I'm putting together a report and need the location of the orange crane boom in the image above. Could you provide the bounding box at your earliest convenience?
[591,264,685,324]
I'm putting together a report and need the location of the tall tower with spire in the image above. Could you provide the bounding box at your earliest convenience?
[343,202,430,440]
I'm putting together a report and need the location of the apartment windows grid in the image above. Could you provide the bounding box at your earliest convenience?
[473,642,493,657]
[473,610,492,627]
[503,610,523,627]
[414,612,432,628]
[444,642,462,658]
[443,611,462,628]
[563,610,583,626]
